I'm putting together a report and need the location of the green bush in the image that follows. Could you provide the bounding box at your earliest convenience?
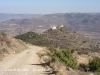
[48,47,78,69]
[15,32,53,47]
[89,57,100,72]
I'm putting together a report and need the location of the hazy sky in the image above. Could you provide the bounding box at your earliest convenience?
[0,0,100,14]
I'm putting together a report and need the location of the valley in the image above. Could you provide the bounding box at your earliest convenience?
[0,13,100,42]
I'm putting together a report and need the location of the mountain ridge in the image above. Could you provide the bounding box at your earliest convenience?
[43,26,100,52]
[0,13,43,22]
[0,13,100,42]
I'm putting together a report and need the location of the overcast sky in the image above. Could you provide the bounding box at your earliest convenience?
[0,0,100,14]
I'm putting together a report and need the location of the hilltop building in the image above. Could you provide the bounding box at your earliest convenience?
[51,25,57,30]
[51,25,64,30]
[59,25,64,28]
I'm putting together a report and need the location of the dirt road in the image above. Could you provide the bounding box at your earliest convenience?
[0,46,48,75]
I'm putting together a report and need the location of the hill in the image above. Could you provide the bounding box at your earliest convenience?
[0,31,27,60]
[0,13,100,42]
[15,26,100,52]
[42,26,100,52]
[15,32,53,47]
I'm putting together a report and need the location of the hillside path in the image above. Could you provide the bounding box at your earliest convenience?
[0,45,48,75]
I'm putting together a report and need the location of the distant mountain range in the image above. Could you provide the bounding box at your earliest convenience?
[0,13,42,22]
[0,13,100,42]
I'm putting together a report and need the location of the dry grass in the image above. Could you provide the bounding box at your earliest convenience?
[50,61,67,75]
[0,31,27,60]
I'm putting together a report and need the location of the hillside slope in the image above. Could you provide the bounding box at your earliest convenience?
[43,26,100,52]
[15,32,53,47]
[0,31,27,60]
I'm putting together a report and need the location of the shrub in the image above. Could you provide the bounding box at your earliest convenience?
[48,47,78,69]
[89,57,100,72]
[15,32,53,47]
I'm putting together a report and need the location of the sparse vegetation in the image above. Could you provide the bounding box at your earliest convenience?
[43,27,100,52]
[15,32,54,47]
[0,31,27,60]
